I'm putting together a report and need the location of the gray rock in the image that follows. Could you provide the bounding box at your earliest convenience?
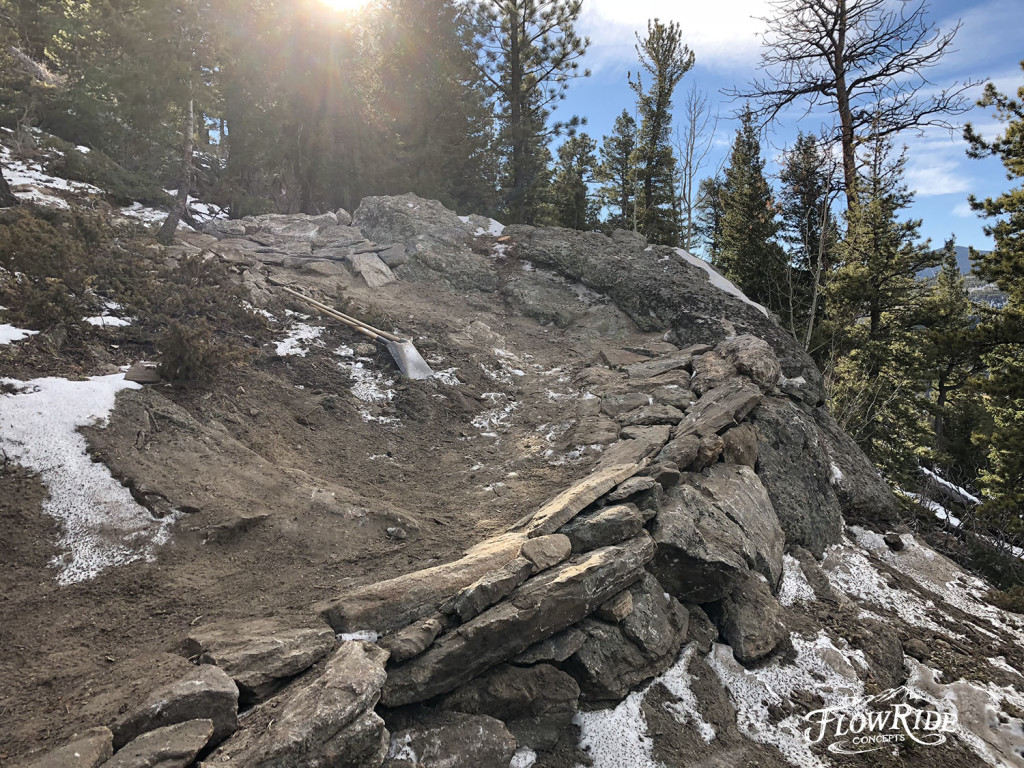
[125,362,161,385]
[600,392,651,418]
[378,244,408,267]
[716,334,782,392]
[384,712,515,768]
[451,557,535,622]
[721,423,758,468]
[596,589,634,622]
[381,534,656,706]
[439,664,580,751]
[336,208,353,226]
[647,462,682,489]
[512,626,588,665]
[656,433,701,470]
[675,378,763,438]
[521,534,572,572]
[716,571,786,663]
[600,425,671,467]
[23,727,113,768]
[605,475,657,502]
[313,225,368,250]
[204,641,389,768]
[559,504,645,553]
[694,434,725,470]
[317,534,525,634]
[103,719,214,768]
[202,219,247,238]
[300,259,348,277]
[623,348,699,379]
[617,404,686,426]
[348,252,397,288]
[750,397,844,557]
[183,619,336,704]
[380,617,445,664]
[564,575,688,701]
[650,385,693,410]
[570,414,621,446]
[353,194,499,292]
[690,464,784,589]
[690,352,738,396]
[113,665,238,750]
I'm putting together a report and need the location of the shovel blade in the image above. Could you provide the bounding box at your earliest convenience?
[386,339,434,380]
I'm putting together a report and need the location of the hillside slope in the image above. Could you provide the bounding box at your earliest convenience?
[1,184,1022,768]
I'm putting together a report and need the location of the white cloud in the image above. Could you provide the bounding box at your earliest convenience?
[579,0,771,72]
[906,156,971,197]
[953,201,974,218]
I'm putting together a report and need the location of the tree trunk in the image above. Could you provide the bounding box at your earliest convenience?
[0,164,19,207]
[158,96,195,245]
[509,5,525,224]
[832,0,858,209]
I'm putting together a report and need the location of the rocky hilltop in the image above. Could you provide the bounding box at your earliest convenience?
[3,194,1023,768]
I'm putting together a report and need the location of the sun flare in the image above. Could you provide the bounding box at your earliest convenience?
[317,0,368,11]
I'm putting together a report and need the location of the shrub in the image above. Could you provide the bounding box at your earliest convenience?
[156,320,230,383]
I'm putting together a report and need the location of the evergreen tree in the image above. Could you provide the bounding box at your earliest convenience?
[550,133,598,230]
[596,110,637,230]
[694,175,724,260]
[474,0,589,224]
[629,19,693,245]
[823,132,938,480]
[963,62,1024,528]
[778,132,838,345]
[714,110,786,312]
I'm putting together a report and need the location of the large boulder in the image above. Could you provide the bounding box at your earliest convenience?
[714,571,786,664]
[503,226,824,399]
[184,619,336,704]
[381,534,656,706]
[558,504,645,553]
[439,663,580,750]
[715,334,782,392]
[648,466,783,603]
[750,396,845,557]
[563,574,688,701]
[113,665,238,750]
[352,194,499,291]
[383,712,516,768]
[203,641,389,768]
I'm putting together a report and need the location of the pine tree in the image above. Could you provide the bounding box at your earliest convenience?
[474,0,589,224]
[629,19,693,245]
[596,110,637,230]
[778,132,838,345]
[550,133,598,230]
[823,132,938,480]
[694,175,724,260]
[714,110,786,311]
[963,62,1024,527]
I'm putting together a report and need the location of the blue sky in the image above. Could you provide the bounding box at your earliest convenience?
[555,0,1024,253]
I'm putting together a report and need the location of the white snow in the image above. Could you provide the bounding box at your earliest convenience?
[387,733,417,762]
[338,630,379,642]
[575,685,659,768]
[85,315,132,328]
[0,374,177,584]
[828,462,844,487]
[0,145,103,209]
[659,645,717,742]
[675,248,770,317]
[0,323,38,345]
[778,554,816,607]
[334,346,398,424]
[473,392,518,432]
[709,633,866,768]
[921,466,981,506]
[509,747,537,768]
[275,323,324,356]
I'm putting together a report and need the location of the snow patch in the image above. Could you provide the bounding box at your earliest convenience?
[334,346,398,424]
[275,323,324,356]
[828,462,844,487]
[778,554,816,607]
[338,630,379,643]
[509,746,537,768]
[85,315,132,328]
[659,645,717,742]
[0,323,38,345]
[0,374,177,584]
[675,248,769,317]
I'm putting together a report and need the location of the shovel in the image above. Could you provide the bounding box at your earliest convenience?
[274,285,435,380]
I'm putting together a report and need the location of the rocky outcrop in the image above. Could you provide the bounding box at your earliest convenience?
[103,720,214,768]
[24,727,113,768]
[203,641,389,767]
[383,711,517,768]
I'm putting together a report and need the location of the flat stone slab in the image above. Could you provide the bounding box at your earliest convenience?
[623,350,696,379]
[24,727,113,768]
[349,252,396,288]
[184,619,336,704]
[103,719,213,768]
[381,534,656,706]
[674,378,763,438]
